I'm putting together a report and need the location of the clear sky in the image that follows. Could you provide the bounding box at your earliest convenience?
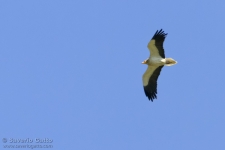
[1,0,225,150]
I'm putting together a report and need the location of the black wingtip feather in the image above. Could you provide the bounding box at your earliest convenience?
[152,29,167,40]
[144,86,157,102]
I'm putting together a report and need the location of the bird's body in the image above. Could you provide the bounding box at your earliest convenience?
[149,57,165,65]
[142,29,177,101]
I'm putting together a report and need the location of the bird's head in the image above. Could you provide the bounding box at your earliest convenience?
[142,58,149,64]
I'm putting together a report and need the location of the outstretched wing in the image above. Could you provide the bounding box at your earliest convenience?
[142,65,164,101]
[147,29,167,58]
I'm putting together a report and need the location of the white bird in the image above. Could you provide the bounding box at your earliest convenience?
[142,29,177,101]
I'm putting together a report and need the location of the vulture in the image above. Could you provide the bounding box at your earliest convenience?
[142,29,177,101]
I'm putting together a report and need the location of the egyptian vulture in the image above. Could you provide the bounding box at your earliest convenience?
[142,29,177,101]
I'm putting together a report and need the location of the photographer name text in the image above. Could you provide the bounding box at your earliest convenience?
[6,138,53,143]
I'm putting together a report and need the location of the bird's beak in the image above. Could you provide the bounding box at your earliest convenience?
[142,61,146,64]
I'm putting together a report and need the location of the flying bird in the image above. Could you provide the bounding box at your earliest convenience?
[142,29,177,101]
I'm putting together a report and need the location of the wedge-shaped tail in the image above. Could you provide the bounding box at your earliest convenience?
[164,58,177,66]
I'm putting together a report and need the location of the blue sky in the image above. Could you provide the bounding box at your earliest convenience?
[1,0,225,149]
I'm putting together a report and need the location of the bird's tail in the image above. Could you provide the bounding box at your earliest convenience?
[164,58,177,66]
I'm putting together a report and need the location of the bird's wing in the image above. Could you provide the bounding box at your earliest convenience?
[147,29,167,58]
[142,65,164,101]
